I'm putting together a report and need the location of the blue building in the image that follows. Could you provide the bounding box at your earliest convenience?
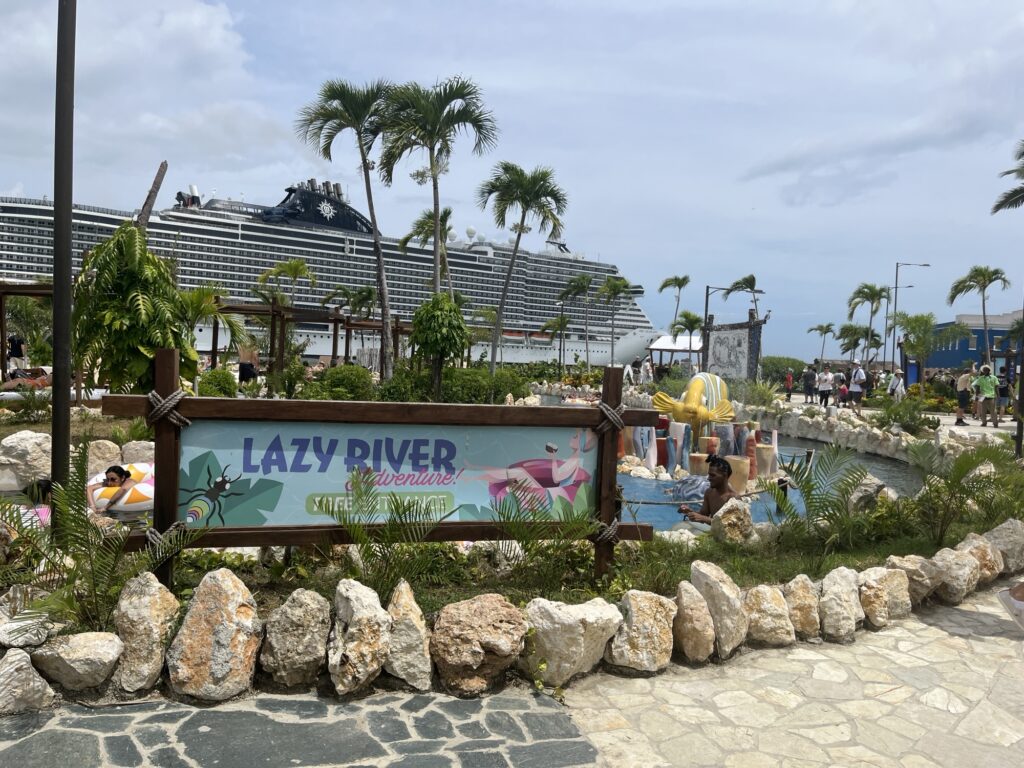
[925,309,1022,370]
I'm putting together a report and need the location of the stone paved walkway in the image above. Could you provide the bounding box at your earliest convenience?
[0,687,596,767]
[565,584,1024,767]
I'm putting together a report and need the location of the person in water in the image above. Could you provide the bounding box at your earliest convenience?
[680,454,737,525]
[86,465,138,513]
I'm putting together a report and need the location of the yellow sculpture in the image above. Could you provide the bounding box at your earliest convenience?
[652,372,734,435]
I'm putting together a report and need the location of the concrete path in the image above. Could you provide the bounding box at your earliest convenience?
[566,584,1024,768]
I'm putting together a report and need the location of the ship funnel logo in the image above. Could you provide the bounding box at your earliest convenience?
[317,200,337,220]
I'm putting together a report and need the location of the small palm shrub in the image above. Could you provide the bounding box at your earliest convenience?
[871,398,940,436]
[9,387,51,423]
[109,416,155,446]
[197,368,239,398]
[743,380,782,407]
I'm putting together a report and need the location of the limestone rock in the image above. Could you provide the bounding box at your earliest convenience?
[931,548,981,605]
[0,648,56,714]
[520,597,621,687]
[656,528,699,548]
[85,439,121,477]
[629,466,656,479]
[0,430,51,487]
[885,555,943,605]
[710,498,759,547]
[819,567,863,644]
[743,585,795,647]
[120,440,155,465]
[30,632,123,691]
[956,532,1004,584]
[113,573,180,692]
[604,590,677,673]
[753,521,780,546]
[984,519,1024,574]
[431,593,527,697]
[690,561,749,658]
[166,568,263,701]
[673,581,715,663]
[782,575,820,640]
[327,579,392,696]
[260,588,331,688]
[0,585,54,648]
[384,580,432,691]
[857,567,911,629]
[848,473,886,513]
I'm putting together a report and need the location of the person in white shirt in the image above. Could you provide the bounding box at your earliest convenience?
[888,369,906,402]
[849,359,867,417]
[817,364,835,408]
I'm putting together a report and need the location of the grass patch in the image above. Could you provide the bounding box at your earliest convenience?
[0,416,139,443]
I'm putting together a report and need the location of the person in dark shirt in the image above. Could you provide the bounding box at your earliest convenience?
[7,335,25,372]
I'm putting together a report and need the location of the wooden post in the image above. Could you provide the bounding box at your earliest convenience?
[210,313,219,370]
[331,313,339,364]
[277,309,288,376]
[595,365,623,578]
[267,298,277,394]
[344,318,352,364]
[152,348,180,587]
[392,324,401,364]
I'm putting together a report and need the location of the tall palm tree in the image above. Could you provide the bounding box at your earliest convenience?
[947,266,1011,365]
[258,258,317,307]
[399,207,455,298]
[670,309,703,368]
[892,312,971,392]
[559,274,593,371]
[296,78,396,379]
[838,323,870,361]
[847,283,890,362]
[808,322,835,365]
[477,162,568,375]
[991,139,1024,213]
[658,275,690,330]
[597,275,631,364]
[540,315,570,372]
[179,284,251,355]
[322,285,377,349]
[380,76,498,294]
[722,274,761,318]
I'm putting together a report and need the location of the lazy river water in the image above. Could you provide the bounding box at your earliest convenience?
[619,437,923,532]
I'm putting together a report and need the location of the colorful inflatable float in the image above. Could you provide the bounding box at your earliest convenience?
[89,462,156,523]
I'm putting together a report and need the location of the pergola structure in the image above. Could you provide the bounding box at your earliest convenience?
[0,282,54,376]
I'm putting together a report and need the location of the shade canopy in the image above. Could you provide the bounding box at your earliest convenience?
[647,334,702,353]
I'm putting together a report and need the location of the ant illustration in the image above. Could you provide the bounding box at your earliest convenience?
[182,465,245,527]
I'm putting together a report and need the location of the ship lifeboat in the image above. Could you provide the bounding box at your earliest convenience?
[529,331,553,343]
[502,330,526,343]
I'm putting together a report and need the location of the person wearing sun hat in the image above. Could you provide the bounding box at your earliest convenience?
[887,368,906,402]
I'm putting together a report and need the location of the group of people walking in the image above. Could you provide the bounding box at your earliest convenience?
[799,361,905,414]
[954,364,1011,428]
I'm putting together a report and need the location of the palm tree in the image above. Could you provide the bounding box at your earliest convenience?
[847,283,891,362]
[322,285,377,350]
[477,162,568,375]
[597,275,631,364]
[399,207,456,298]
[808,322,835,366]
[540,315,570,373]
[722,274,761,318]
[258,258,317,307]
[991,139,1024,213]
[559,274,593,371]
[892,312,971,393]
[658,275,690,330]
[179,284,251,355]
[295,78,396,379]
[947,266,1011,365]
[670,309,703,368]
[838,323,870,361]
[380,76,498,294]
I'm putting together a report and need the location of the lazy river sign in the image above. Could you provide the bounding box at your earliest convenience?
[177,421,599,527]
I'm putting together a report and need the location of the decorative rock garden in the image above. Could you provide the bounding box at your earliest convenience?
[3,517,1021,717]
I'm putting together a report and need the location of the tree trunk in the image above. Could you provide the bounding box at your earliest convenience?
[489,210,526,377]
[820,334,826,365]
[137,160,168,232]
[362,151,394,380]
[673,292,681,331]
[982,290,991,365]
[752,292,759,319]
[610,310,617,364]
[584,298,591,372]
[430,148,442,294]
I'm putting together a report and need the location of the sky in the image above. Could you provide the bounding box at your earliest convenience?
[2,0,1022,359]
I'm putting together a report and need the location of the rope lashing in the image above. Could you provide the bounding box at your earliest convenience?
[595,401,625,433]
[146,389,191,428]
[145,520,187,546]
[594,517,619,543]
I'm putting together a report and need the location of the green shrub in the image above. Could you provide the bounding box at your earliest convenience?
[440,368,493,403]
[197,368,238,398]
[492,369,529,401]
[870,398,940,436]
[306,364,375,401]
[377,365,429,402]
[109,416,154,446]
[760,356,807,384]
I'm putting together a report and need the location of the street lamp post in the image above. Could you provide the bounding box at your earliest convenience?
[881,284,913,367]
[890,262,930,373]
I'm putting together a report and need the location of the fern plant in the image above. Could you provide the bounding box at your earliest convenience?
[0,444,200,634]
[315,469,455,603]
[760,444,868,557]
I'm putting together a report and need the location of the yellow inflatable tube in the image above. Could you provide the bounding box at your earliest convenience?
[652,372,734,435]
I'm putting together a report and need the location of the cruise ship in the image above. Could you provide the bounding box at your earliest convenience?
[0,181,658,366]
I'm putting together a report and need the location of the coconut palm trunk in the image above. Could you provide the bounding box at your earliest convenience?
[361,145,394,378]
[820,334,827,366]
[583,299,591,372]
[489,211,526,376]
[430,148,442,294]
[981,290,990,365]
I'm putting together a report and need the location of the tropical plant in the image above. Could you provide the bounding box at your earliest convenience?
[890,312,971,383]
[658,275,690,330]
[722,274,761,318]
[410,293,469,399]
[870,397,940,436]
[197,367,239,398]
[947,266,1011,365]
[760,356,807,385]
[559,274,593,371]
[837,323,873,360]
[847,283,890,362]
[808,322,835,365]
[322,285,377,349]
[178,284,251,355]
[540,315,570,371]
[72,223,199,393]
[596,275,631,364]
[399,207,456,298]
[669,309,703,368]
[315,468,454,603]
[741,380,781,407]
[0,446,200,633]
[907,443,1014,546]
[109,416,154,446]
[296,78,396,379]
[477,162,568,376]
[991,139,1024,214]
[305,364,375,401]
[761,445,868,556]
[258,258,317,307]
[380,76,498,293]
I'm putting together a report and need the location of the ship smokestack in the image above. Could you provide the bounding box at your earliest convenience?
[308,178,317,191]
[333,182,343,199]
[322,181,332,196]
[188,184,200,198]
